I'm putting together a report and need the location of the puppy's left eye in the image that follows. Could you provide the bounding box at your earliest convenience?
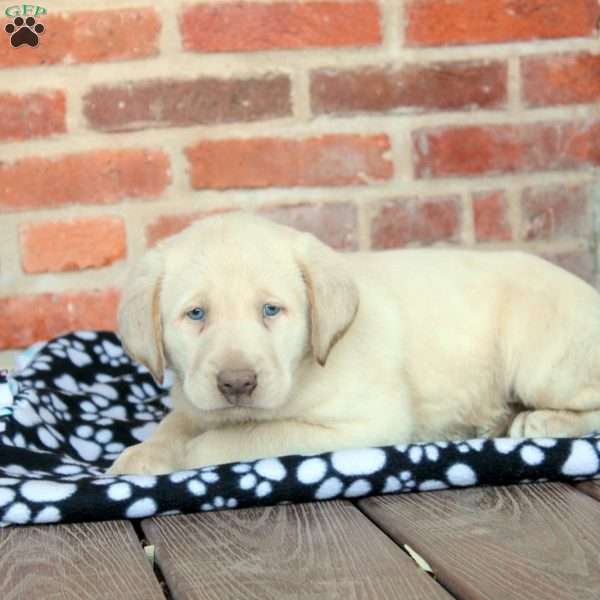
[263,304,281,318]
[186,307,206,321]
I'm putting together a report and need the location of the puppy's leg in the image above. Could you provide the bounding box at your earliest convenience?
[509,299,600,437]
[509,408,600,438]
[182,421,364,469]
[109,410,204,475]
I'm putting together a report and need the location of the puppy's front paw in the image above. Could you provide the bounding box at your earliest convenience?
[108,442,178,475]
[509,410,572,438]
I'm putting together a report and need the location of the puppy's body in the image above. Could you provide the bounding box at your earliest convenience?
[110,214,600,475]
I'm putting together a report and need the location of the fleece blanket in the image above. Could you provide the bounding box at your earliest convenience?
[0,331,599,527]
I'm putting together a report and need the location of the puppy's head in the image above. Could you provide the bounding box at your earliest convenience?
[118,213,358,420]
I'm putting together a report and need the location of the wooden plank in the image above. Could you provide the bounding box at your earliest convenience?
[142,501,452,600]
[576,480,600,503]
[0,520,164,600]
[359,483,600,600]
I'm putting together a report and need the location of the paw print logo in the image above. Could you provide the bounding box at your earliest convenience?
[5,16,44,48]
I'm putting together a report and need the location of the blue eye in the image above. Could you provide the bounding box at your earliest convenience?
[186,307,205,321]
[263,304,281,318]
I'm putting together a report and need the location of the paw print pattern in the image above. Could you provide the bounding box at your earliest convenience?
[47,339,93,368]
[402,443,444,464]
[1,330,600,527]
[233,458,286,498]
[5,16,44,48]
[17,354,53,378]
[69,423,127,463]
[456,439,486,454]
[383,470,416,493]
[94,340,129,368]
[201,496,238,511]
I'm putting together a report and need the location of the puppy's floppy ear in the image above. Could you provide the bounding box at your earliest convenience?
[296,234,359,366]
[118,248,166,384]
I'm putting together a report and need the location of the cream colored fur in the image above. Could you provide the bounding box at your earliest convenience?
[109,213,600,475]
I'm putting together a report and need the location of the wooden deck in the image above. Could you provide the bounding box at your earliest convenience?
[2,481,600,599]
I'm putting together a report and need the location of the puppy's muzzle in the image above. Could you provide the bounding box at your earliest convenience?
[217,369,258,405]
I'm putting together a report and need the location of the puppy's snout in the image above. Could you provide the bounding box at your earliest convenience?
[217,369,257,403]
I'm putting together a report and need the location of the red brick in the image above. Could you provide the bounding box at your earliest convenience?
[473,191,512,242]
[522,53,600,107]
[180,2,381,52]
[521,185,589,241]
[311,60,507,114]
[0,8,160,68]
[538,250,596,284]
[405,0,600,47]
[84,75,291,132]
[413,120,600,178]
[186,134,393,189]
[0,149,170,212]
[371,196,461,249]
[19,217,126,274]
[0,289,119,350]
[146,208,235,247]
[0,90,65,141]
[258,203,357,250]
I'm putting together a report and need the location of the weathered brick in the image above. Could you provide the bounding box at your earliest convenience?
[258,203,357,250]
[186,134,393,189]
[0,8,160,68]
[180,2,381,52]
[0,90,65,141]
[146,208,235,247]
[0,289,119,350]
[84,75,291,132]
[371,196,461,249]
[521,185,589,241]
[538,250,596,284]
[311,60,507,115]
[473,191,512,242]
[413,120,600,178]
[522,53,600,107]
[0,149,170,212]
[405,0,600,47]
[19,217,126,273]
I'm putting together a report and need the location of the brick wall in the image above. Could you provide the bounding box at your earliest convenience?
[1,0,600,365]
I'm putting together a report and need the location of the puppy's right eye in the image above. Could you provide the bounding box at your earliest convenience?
[186,307,206,321]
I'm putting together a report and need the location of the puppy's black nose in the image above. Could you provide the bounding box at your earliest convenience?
[217,369,257,402]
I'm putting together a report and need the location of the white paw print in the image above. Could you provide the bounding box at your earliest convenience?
[169,466,221,497]
[3,464,49,479]
[46,338,94,368]
[232,458,286,498]
[65,422,130,462]
[456,439,486,453]
[47,339,74,358]
[406,443,442,464]
[383,470,416,493]
[201,496,238,511]
[38,392,72,423]
[127,383,159,404]
[93,340,129,367]
[17,354,53,377]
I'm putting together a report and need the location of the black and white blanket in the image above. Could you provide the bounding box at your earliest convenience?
[0,331,598,527]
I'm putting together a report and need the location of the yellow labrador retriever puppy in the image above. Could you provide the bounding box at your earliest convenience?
[109,212,600,475]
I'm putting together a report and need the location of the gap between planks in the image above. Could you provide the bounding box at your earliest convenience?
[358,482,600,600]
